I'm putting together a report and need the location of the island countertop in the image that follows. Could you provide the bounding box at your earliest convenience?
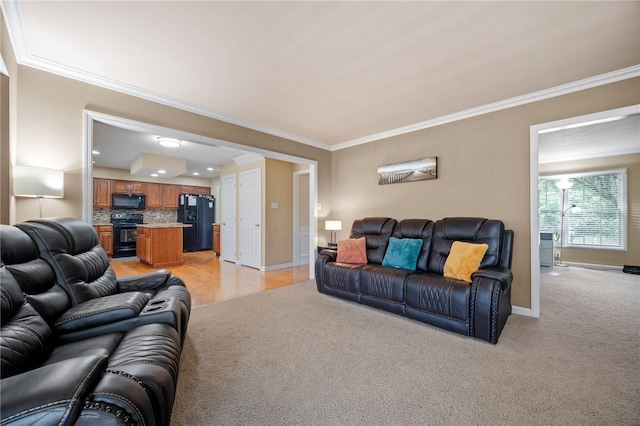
[136,225,189,268]
[136,223,192,228]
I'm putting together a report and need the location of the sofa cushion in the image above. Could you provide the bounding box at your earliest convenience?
[382,237,423,270]
[391,219,434,271]
[427,218,504,274]
[336,237,367,264]
[443,241,489,283]
[349,217,397,264]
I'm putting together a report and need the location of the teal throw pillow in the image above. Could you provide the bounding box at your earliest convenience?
[382,237,424,270]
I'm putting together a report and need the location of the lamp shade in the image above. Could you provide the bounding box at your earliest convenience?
[555,180,573,190]
[13,166,64,198]
[325,220,342,231]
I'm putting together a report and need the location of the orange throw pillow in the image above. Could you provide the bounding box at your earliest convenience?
[336,237,367,264]
[443,241,489,283]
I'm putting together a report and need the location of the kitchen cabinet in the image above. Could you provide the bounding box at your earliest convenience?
[136,225,188,268]
[180,185,210,195]
[93,179,112,207]
[145,183,163,208]
[213,224,220,256]
[113,180,145,194]
[163,185,182,209]
[93,225,113,257]
[92,178,210,209]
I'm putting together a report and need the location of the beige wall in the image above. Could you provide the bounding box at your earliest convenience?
[330,78,640,309]
[5,65,331,224]
[539,153,640,267]
[220,158,297,268]
[265,159,294,267]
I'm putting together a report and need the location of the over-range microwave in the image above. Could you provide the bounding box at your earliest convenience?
[111,193,146,210]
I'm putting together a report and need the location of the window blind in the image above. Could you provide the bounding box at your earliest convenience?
[539,169,627,250]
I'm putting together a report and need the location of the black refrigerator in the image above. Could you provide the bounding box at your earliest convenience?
[177,193,215,252]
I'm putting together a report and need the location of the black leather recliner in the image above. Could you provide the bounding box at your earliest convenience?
[316,217,514,344]
[1,218,191,425]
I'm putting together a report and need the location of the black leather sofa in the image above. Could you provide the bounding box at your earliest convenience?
[315,217,514,344]
[1,217,191,425]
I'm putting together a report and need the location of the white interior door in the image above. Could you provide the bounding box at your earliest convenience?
[240,169,262,269]
[221,174,237,263]
[293,171,310,265]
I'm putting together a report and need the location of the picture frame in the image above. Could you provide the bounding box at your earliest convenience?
[377,157,437,185]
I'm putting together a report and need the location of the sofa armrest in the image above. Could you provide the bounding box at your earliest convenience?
[319,248,337,261]
[471,267,513,344]
[54,292,151,334]
[117,269,172,292]
[471,267,513,291]
[76,371,156,426]
[1,355,107,425]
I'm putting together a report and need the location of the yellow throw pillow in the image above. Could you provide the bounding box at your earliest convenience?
[443,241,489,283]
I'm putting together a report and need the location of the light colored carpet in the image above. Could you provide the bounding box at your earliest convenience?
[171,267,640,425]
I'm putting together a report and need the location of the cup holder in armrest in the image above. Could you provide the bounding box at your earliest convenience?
[140,297,179,318]
[142,299,169,313]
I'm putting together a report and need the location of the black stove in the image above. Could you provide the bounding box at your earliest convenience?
[110,213,144,258]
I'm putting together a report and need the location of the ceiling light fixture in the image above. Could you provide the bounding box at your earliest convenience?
[207,167,214,171]
[92,150,100,155]
[157,137,181,148]
[157,170,166,174]
[192,172,199,176]
[151,173,159,177]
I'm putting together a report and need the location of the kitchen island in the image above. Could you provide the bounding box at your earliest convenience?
[136,223,192,268]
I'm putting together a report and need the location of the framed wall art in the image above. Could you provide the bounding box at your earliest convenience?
[377,157,437,185]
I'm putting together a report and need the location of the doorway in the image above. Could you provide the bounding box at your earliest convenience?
[239,168,262,269]
[221,174,237,263]
[82,110,318,279]
[529,104,640,318]
[293,170,311,266]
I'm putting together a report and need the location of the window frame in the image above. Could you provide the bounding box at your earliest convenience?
[539,168,627,251]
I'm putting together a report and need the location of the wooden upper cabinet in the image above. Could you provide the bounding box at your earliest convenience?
[180,185,210,195]
[145,183,163,208]
[93,179,112,207]
[163,185,182,209]
[113,180,145,194]
[194,186,211,195]
[92,179,209,209]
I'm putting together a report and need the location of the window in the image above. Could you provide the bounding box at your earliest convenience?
[539,169,627,250]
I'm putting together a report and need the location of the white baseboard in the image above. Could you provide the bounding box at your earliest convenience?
[512,306,536,317]
[262,262,294,272]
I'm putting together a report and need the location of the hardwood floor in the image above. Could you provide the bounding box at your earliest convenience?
[109,251,311,309]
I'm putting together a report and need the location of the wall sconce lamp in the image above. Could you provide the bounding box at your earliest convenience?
[325,220,342,248]
[13,165,64,217]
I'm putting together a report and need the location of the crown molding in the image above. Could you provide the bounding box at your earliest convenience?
[332,64,640,151]
[3,1,638,154]
[0,0,333,152]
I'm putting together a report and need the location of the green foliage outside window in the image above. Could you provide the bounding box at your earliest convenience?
[539,170,626,249]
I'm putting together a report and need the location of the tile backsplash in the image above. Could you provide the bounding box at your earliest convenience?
[93,208,178,224]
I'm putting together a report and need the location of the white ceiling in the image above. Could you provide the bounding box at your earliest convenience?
[92,121,254,179]
[538,113,640,164]
[4,1,639,148]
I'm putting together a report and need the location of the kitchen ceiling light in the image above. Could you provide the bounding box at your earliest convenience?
[192,172,199,176]
[157,137,181,148]
[158,170,166,174]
